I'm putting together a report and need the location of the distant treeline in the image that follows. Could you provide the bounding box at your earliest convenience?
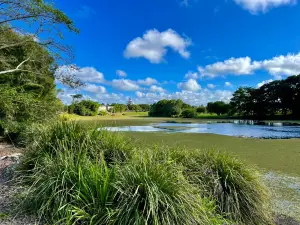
[67,99,151,116]
[67,75,300,119]
[230,75,300,119]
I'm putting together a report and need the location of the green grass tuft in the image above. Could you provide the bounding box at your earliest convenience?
[16,121,272,225]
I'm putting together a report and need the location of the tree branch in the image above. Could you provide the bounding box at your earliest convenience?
[0,57,30,74]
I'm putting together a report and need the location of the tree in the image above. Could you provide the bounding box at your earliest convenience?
[207,101,230,115]
[68,100,100,116]
[230,87,257,116]
[197,106,206,114]
[71,94,83,103]
[127,98,133,110]
[0,1,79,141]
[181,108,197,118]
[138,104,151,112]
[0,0,82,87]
[131,104,142,112]
[229,75,300,118]
[149,99,184,117]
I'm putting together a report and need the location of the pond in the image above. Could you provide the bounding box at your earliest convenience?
[104,121,300,139]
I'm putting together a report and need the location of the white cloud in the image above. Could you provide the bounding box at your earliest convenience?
[225,82,232,87]
[207,84,216,89]
[55,65,105,83]
[111,79,140,91]
[82,84,106,93]
[149,85,166,93]
[184,71,198,79]
[198,57,260,78]
[116,70,127,77]
[177,79,201,92]
[135,91,145,98]
[234,0,296,14]
[259,53,300,77]
[257,79,274,87]
[197,52,300,79]
[134,89,232,105]
[137,77,158,86]
[95,93,127,104]
[124,29,191,63]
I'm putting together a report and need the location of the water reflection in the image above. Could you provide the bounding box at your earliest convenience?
[104,121,300,139]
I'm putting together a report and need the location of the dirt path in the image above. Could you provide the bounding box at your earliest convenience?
[0,141,38,225]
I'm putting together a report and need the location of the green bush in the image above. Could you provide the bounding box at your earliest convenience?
[98,110,109,116]
[112,149,226,225]
[181,108,197,118]
[177,150,272,225]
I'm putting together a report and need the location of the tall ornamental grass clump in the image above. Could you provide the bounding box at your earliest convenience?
[112,149,226,225]
[174,149,272,225]
[19,121,133,173]
[17,121,271,225]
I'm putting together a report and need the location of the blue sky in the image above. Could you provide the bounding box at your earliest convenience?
[54,0,300,105]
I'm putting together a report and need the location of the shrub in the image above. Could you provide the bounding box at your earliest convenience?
[181,108,197,118]
[112,149,226,225]
[197,106,206,113]
[19,121,133,172]
[19,144,115,224]
[178,150,272,225]
[98,110,109,116]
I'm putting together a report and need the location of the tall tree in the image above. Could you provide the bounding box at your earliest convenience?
[0,0,82,87]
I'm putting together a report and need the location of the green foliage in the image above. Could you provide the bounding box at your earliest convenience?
[138,104,151,112]
[230,75,300,118]
[98,110,109,116]
[68,100,100,116]
[207,101,231,115]
[181,108,197,118]
[176,150,272,225]
[110,104,127,113]
[149,99,184,117]
[0,26,68,142]
[197,105,206,113]
[112,149,224,225]
[130,104,142,112]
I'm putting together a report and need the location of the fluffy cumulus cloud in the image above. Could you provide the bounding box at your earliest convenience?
[116,70,127,77]
[111,79,140,91]
[234,0,296,14]
[257,79,274,87]
[177,79,201,92]
[198,57,260,78]
[225,82,232,87]
[81,84,106,93]
[207,84,215,89]
[55,65,105,84]
[134,89,232,105]
[149,85,166,93]
[184,71,198,79]
[137,77,158,86]
[196,52,300,78]
[124,29,191,63]
[259,53,300,77]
